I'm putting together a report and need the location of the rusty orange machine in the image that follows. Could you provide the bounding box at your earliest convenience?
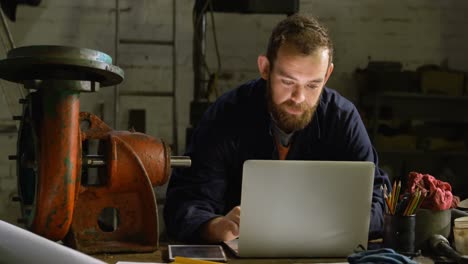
[0,45,190,254]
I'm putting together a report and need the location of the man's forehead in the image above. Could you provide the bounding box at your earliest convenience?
[276,67,324,83]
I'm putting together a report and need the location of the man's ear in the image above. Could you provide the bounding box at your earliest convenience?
[324,62,334,84]
[257,55,270,80]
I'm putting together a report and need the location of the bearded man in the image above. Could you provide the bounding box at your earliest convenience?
[164,14,390,243]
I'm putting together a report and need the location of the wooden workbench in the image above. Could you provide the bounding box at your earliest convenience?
[93,246,437,264]
[95,250,345,263]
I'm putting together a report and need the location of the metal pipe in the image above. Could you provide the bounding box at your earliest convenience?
[172,0,179,155]
[34,85,80,240]
[193,5,207,102]
[0,9,15,49]
[170,156,191,167]
[113,0,120,129]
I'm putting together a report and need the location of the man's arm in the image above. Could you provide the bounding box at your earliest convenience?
[367,152,391,239]
[164,117,236,242]
[339,105,391,239]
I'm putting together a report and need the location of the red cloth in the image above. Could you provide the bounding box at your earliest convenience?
[406,171,459,210]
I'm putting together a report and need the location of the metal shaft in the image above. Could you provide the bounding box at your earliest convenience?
[84,155,190,168]
[170,156,191,167]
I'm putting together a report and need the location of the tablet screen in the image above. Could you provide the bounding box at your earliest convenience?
[168,245,227,262]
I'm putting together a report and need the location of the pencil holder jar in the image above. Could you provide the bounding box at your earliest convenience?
[383,213,416,255]
[414,208,451,253]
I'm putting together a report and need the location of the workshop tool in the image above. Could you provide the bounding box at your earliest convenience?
[0,45,190,254]
[429,234,468,264]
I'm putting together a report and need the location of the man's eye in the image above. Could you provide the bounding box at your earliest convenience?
[307,84,319,89]
[282,80,293,85]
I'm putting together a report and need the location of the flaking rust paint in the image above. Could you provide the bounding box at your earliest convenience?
[68,121,163,253]
[33,88,80,241]
[44,208,57,231]
[61,155,73,229]
[63,156,74,185]
[43,89,80,118]
[58,215,69,229]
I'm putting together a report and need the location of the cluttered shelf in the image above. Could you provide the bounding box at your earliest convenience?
[360,92,468,123]
[371,128,468,155]
[357,61,468,124]
[356,61,468,200]
[358,86,468,155]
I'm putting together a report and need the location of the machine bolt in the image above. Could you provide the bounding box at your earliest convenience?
[84,155,106,167]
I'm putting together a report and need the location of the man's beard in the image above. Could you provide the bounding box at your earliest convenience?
[266,80,319,133]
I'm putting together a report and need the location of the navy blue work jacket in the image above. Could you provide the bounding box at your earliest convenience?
[164,78,390,242]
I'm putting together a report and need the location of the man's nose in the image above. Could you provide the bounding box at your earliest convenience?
[290,85,306,103]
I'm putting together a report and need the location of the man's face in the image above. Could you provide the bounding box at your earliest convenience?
[260,44,334,133]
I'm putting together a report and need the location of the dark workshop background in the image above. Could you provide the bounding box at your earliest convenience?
[0,0,467,239]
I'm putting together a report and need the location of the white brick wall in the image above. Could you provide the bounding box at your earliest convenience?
[0,0,467,232]
[0,134,20,224]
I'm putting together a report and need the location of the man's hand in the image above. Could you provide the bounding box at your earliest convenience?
[201,206,240,243]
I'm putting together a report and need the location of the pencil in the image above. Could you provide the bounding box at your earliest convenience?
[403,192,416,216]
[409,190,421,215]
[393,181,401,214]
[412,190,426,214]
[388,183,395,212]
[405,190,420,216]
[383,184,392,214]
[380,185,386,213]
[384,193,393,215]
[392,181,398,211]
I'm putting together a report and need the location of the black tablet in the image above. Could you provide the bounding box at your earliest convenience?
[168,244,227,262]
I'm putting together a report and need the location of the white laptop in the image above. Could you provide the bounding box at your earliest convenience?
[224,160,375,258]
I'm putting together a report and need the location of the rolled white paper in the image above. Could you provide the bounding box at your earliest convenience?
[0,220,105,264]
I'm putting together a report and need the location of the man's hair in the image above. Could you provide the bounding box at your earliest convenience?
[266,14,334,67]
